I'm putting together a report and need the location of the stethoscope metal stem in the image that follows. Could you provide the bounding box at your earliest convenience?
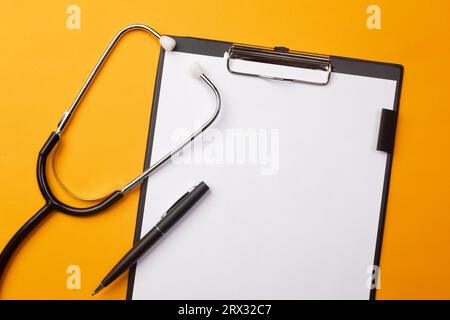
[56,24,162,135]
[52,24,220,201]
[121,73,221,194]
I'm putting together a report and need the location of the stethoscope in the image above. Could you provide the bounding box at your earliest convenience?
[0,24,221,282]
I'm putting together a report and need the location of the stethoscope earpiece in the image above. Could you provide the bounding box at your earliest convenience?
[159,35,176,51]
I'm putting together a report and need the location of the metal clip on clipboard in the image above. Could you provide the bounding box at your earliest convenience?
[226,44,332,85]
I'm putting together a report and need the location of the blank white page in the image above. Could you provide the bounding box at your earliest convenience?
[132,51,397,300]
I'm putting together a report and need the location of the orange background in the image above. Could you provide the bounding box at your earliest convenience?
[0,0,449,300]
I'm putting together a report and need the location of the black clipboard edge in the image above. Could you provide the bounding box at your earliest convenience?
[160,35,404,81]
[126,47,166,300]
[369,65,403,300]
[126,36,404,300]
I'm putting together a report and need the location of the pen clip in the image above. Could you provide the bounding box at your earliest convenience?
[160,185,197,219]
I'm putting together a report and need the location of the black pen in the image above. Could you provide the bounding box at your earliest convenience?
[92,181,210,296]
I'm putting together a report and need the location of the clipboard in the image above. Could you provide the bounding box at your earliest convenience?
[126,36,403,300]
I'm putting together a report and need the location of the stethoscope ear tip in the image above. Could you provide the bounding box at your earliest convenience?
[189,62,205,79]
[160,36,176,51]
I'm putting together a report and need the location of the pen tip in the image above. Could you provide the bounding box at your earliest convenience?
[92,283,105,296]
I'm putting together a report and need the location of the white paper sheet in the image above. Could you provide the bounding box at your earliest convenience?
[131,51,397,300]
